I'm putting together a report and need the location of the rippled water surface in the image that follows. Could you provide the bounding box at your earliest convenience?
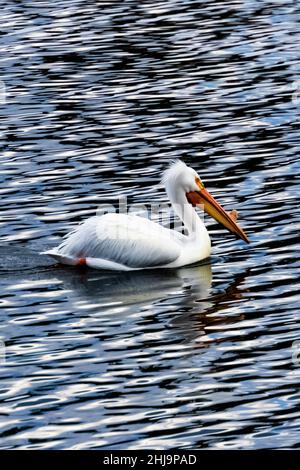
[1,0,300,449]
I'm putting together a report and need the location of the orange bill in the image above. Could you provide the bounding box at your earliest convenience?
[186,187,249,244]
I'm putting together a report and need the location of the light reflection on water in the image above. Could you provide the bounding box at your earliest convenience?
[0,0,300,450]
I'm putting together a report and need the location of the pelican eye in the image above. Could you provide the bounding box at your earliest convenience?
[195,176,204,190]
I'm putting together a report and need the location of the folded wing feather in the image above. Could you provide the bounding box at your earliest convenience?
[52,213,181,268]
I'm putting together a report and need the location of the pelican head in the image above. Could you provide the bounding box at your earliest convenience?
[163,160,249,243]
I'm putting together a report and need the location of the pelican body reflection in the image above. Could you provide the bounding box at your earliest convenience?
[55,261,212,308]
[51,260,246,347]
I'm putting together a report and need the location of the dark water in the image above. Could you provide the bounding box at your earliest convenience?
[1,0,300,449]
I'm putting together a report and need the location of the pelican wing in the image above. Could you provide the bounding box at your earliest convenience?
[51,214,182,269]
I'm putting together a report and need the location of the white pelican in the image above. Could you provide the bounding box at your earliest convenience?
[43,160,249,271]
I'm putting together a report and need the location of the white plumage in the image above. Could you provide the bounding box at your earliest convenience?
[43,160,248,270]
[46,213,183,270]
